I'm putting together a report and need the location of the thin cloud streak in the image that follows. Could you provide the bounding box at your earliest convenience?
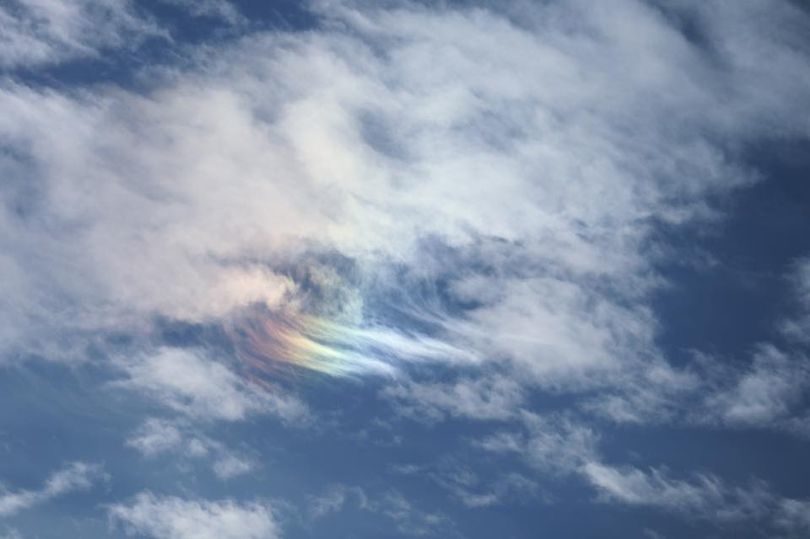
[0,462,104,517]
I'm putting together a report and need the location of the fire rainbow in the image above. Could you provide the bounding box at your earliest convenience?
[231,308,476,379]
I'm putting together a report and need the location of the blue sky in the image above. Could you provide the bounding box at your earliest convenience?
[1,1,810,538]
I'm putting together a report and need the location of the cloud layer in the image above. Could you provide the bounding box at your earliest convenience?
[1,0,810,537]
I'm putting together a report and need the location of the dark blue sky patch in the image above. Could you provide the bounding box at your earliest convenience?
[652,140,810,363]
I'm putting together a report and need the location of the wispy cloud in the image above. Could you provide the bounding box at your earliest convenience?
[479,412,810,533]
[114,347,308,422]
[705,345,810,426]
[0,0,163,68]
[780,258,810,345]
[0,462,104,517]
[308,484,457,537]
[382,374,524,422]
[126,418,256,480]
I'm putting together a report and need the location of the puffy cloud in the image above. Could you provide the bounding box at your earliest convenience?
[0,462,104,517]
[109,492,280,539]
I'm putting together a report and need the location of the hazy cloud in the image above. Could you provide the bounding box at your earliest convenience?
[115,347,308,422]
[0,0,162,68]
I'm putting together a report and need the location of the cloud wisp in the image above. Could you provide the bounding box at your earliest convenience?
[0,0,163,69]
[0,462,104,518]
[126,418,256,480]
[114,347,308,423]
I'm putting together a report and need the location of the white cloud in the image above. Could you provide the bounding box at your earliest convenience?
[212,453,255,480]
[706,345,809,426]
[694,260,810,433]
[0,0,806,385]
[776,498,810,535]
[478,414,791,525]
[0,1,808,535]
[479,413,599,474]
[307,484,367,518]
[109,492,280,539]
[431,467,538,509]
[0,0,162,68]
[382,374,524,421]
[582,361,701,424]
[116,347,308,422]
[126,418,256,479]
[0,462,104,517]
[579,460,810,532]
[780,258,810,344]
[307,484,455,536]
[476,413,804,527]
[583,463,723,512]
[157,0,243,25]
[374,492,454,537]
[0,8,809,532]
[126,418,186,456]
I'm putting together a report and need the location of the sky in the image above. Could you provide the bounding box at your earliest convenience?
[0,0,810,538]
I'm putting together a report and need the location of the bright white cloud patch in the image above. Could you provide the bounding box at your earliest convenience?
[109,492,280,539]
